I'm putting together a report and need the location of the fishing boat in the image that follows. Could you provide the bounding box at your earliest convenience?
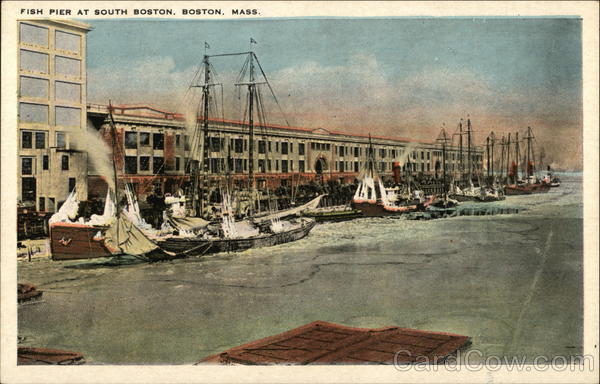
[158,49,317,255]
[49,104,179,262]
[504,127,550,195]
[352,136,431,216]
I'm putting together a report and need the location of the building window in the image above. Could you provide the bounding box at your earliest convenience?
[139,132,150,146]
[42,155,49,170]
[35,132,45,149]
[55,81,81,102]
[20,23,48,47]
[55,31,80,53]
[48,197,55,212]
[55,106,80,127]
[427,152,430,160]
[281,160,288,173]
[153,133,164,150]
[258,140,266,154]
[210,137,221,152]
[338,146,344,156]
[281,142,288,155]
[268,141,272,152]
[39,197,45,212]
[339,161,345,172]
[421,151,424,160]
[380,149,386,158]
[290,143,294,153]
[175,134,181,147]
[20,50,48,73]
[21,131,32,148]
[125,132,137,149]
[210,158,221,173]
[275,160,279,171]
[19,103,48,124]
[258,159,265,173]
[21,178,36,203]
[68,177,76,192]
[299,143,305,155]
[234,139,243,153]
[20,76,48,98]
[299,160,305,172]
[275,142,279,153]
[55,56,80,77]
[175,157,181,171]
[235,159,243,173]
[61,155,69,170]
[139,156,150,171]
[56,132,66,148]
[153,157,164,174]
[290,160,294,171]
[124,156,137,174]
[21,157,34,175]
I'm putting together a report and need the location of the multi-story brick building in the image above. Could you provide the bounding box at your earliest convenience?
[87,104,483,199]
[17,19,91,212]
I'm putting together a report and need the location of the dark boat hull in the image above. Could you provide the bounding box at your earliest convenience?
[159,219,317,257]
[303,210,363,222]
[505,183,551,195]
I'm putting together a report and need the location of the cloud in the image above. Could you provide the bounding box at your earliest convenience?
[87,54,582,170]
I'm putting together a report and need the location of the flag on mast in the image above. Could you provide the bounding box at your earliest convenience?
[205,42,210,49]
[250,38,257,44]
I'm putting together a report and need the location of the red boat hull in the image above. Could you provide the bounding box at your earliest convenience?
[505,183,551,195]
[351,201,418,217]
[50,223,113,260]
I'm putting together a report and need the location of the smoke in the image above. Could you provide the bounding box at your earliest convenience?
[70,119,116,192]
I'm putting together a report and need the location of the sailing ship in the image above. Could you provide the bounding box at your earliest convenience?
[504,127,551,195]
[157,48,316,256]
[49,104,178,262]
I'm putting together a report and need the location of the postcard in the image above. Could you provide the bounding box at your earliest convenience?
[1,1,598,383]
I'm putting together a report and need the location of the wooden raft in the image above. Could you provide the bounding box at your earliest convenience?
[199,321,470,365]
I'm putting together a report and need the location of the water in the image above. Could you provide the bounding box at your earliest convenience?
[18,176,583,364]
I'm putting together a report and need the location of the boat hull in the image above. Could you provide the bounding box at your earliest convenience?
[303,210,363,222]
[505,183,551,195]
[159,219,317,257]
[50,223,113,261]
[351,201,419,217]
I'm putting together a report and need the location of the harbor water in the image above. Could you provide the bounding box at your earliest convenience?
[18,175,583,364]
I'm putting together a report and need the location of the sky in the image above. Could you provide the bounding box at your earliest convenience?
[84,18,583,170]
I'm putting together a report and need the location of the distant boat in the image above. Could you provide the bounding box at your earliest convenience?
[351,136,429,216]
[504,127,551,195]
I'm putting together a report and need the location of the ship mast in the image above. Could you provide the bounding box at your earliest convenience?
[506,133,511,184]
[458,119,463,183]
[200,55,211,218]
[467,118,472,184]
[515,131,520,183]
[107,101,120,219]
